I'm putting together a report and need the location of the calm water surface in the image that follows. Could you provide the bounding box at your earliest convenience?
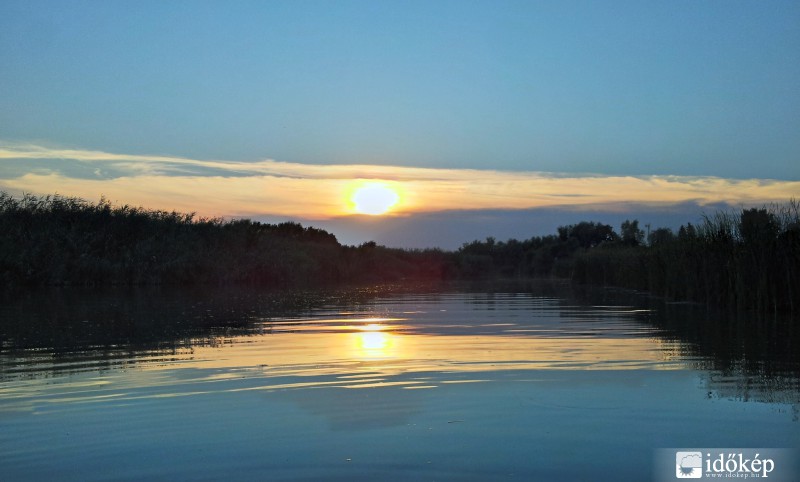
[1,282,798,481]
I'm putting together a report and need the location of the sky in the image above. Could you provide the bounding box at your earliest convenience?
[1,0,798,248]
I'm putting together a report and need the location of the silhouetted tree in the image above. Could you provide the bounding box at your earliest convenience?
[740,208,778,245]
[647,227,675,246]
[620,219,645,246]
[558,221,617,248]
[678,222,697,240]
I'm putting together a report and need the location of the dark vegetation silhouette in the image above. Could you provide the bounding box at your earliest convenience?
[0,192,450,287]
[571,203,800,316]
[1,192,798,315]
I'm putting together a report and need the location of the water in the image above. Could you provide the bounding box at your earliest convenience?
[1,282,798,481]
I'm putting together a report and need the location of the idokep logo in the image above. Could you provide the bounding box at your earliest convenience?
[675,452,703,478]
[656,448,798,481]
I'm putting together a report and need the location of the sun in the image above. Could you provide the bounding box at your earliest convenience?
[350,183,400,215]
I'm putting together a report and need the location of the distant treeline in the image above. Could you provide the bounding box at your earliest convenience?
[0,192,449,287]
[2,192,798,315]
[454,203,800,316]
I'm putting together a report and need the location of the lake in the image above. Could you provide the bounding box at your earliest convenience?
[1,281,798,481]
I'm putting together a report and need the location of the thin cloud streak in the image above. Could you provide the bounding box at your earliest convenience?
[1,142,797,220]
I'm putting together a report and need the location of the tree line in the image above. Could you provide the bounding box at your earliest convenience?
[455,204,799,315]
[571,205,800,316]
[1,192,798,315]
[0,192,448,287]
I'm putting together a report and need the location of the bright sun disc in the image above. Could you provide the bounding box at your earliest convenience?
[351,183,400,215]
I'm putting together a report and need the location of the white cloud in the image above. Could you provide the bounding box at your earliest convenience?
[1,141,798,220]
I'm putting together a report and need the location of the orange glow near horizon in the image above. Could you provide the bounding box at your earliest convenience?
[2,143,800,221]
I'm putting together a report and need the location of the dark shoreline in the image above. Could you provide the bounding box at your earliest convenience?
[2,192,798,316]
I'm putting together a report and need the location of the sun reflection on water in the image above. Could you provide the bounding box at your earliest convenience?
[0,306,714,407]
[354,323,398,360]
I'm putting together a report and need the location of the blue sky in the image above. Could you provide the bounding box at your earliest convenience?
[1,1,798,247]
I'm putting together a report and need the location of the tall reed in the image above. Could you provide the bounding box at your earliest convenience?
[0,192,450,287]
[573,201,800,316]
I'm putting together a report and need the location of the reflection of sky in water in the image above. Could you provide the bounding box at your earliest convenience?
[3,294,792,402]
[2,295,796,409]
[0,317,688,413]
[0,292,798,481]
